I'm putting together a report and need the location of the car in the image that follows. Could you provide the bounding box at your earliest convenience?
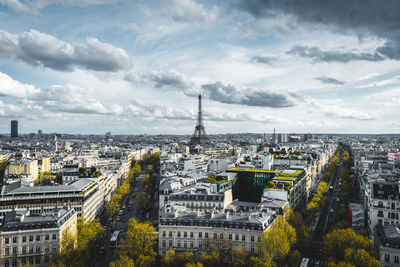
[337,198,340,202]
[330,208,334,213]
[116,216,120,221]
[122,205,126,209]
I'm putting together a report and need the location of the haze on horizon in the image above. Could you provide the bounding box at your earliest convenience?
[0,0,399,135]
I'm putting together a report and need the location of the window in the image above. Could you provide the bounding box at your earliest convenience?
[36,235,40,241]
[162,231,166,237]
[4,259,9,267]
[45,256,49,264]
[250,244,255,253]
[45,246,49,252]
[205,233,208,238]
[162,240,166,247]
[169,231,172,237]
[12,247,16,255]
[12,259,16,267]
[177,241,181,248]
[29,236,33,242]
[257,236,261,242]
[5,247,9,256]
[52,234,57,240]
[378,211,384,217]
[5,237,9,244]
[36,256,41,265]
[169,240,173,247]
[214,233,217,239]
[242,235,246,241]
[184,232,187,237]
[13,237,17,243]
[45,234,50,241]
[251,236,255,242]
[52,246,57,253]
[190,241,194,248]
[229,234,232,240]
[177,232,181,237]
[385,254,390,262]
[198,232,202,238]
[220,233,223,239]
[22,246,27,255]
[23,236,27,242]
[395,256,399,264]
[242,244,246,251]
[235,234,239,241]
[184,241,187,248]
[29,246,33,254]
[36,245,41,253]
[22,258,26,265]
[190,232,194,238]
[199,241,202,248]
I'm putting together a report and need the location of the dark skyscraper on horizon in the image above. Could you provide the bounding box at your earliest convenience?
[11,120,18,138]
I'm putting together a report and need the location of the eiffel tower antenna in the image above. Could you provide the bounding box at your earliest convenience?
[190,91,209,145]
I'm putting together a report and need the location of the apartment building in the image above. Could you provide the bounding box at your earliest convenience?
[0,208,77,267]
[0,178,102,221]
[158,208,276,262]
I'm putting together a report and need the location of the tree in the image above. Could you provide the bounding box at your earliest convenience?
[232,247,247,266]
[262,227,290,260]
[36,171,56,185]
[328,261,355,267]
[175,251,195,266]
[161,248,176,267]
[143,173,151,191]
[136,192,149,207]
[287,209,310,246]
[248,254,273,267]
[344,248,380,267]
[199,251,219,267]
[119,218,157,267]
[273,217,296,245]
[110,256,135,267]
[323,228,373,261]
[185,263,204,267]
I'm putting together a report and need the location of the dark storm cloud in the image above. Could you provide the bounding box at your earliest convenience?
[315,76,345,85]
[200,81,294,108]
[238,0,400,61]
[0,29,131,72]
[250,55,276,65]
[288,46,385,63]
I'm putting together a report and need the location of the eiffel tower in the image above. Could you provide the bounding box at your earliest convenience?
[190,93,209,145]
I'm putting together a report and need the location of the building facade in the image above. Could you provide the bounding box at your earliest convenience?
[0,208,77,267]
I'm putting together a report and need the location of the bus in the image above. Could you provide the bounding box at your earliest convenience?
[110,231,120,248]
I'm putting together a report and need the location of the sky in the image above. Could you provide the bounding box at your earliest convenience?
[0,0,399,135]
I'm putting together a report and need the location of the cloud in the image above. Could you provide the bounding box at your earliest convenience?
[0,71,121,115]
[200,81,294,108]
[0,71,40,98]
[310,102,375,121]
[315,76,345,85]
[288,45,385,63]
[0,29,131,72]
[170,0,218,23]
[127,99,276,122]
[0,0,121,13]
[250,55,276,65]
[146,69,194,91]
[238,0,400,61]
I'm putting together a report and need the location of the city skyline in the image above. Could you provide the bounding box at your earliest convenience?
[0,1,400,134]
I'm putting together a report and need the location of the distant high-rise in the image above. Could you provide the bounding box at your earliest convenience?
[11,120,18,138]
[190,94,209,145]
